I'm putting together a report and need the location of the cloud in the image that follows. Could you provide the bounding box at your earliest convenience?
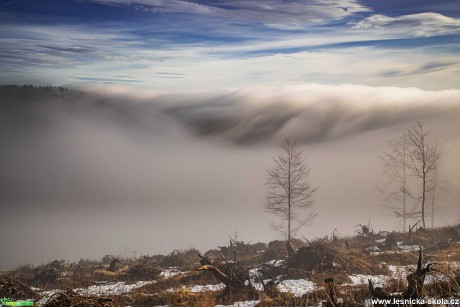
[91,0,221,14]
[0,25,133,69]
[2,21,459,90]
[155,84,460,145]
[352,13,460,37]
[92,0,370,28]
[3,84,459,149]
[2,8,460,90]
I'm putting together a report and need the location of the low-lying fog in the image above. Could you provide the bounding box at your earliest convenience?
[1,84,459,269]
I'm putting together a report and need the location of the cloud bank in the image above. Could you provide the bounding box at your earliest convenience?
[154,84,460,145]
[1,84,459,269]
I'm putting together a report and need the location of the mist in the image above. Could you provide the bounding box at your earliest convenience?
[1,84,459,269]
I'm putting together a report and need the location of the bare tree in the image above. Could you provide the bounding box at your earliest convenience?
[380,134,409,231]
[264,137,317,242]
[405,122,443,229]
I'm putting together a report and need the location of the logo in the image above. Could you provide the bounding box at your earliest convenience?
[0,298,34,306]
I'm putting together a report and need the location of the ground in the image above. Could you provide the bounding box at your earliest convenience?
[1,225,459,306]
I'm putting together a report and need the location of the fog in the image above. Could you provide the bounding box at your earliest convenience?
[1,84,459,269]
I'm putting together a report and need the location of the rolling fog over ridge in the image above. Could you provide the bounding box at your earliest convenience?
[1,84,459,269]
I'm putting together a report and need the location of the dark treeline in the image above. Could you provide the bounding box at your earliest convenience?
[0,85,92,105]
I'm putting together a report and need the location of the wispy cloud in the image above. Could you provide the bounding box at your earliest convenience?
[352,13,460,37]
[1,1,460,90]
[91,0,222,14]
[92,0,371,28]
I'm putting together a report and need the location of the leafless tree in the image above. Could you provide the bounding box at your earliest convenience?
[380,122,444,230]
[405,122,443,229]
[264,137,317,242]
[379,134,415,231]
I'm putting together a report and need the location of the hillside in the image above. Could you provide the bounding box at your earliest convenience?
[1,224,459,306]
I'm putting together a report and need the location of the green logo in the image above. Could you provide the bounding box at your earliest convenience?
[0,297,34,306]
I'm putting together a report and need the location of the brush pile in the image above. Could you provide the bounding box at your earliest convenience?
[42,289,115,307]
[287,242,338,270]
[0,276,37,300]
[125,257,161,280]
[195,254,259,302]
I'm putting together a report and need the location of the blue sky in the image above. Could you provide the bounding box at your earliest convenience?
[1,0,460,90]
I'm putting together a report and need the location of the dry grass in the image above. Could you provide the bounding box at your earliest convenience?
[1,224,459,306]
[130,289,217,306]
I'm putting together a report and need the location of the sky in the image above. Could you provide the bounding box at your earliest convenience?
[1,1,460,269]
[1,0,460,89]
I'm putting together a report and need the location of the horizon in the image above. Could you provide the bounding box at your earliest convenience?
[1,0,460,269]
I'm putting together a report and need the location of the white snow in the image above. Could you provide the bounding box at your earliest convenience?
[184,283,225,292]
[348,274,388,287]
[36,290,60,306]
[37,281,154,306]
[169,278,315,297]
[215,300,260,307]
[35,259,460,307]
[387,264,412,278]
[396,242,420,251]
[160,267,182,278]
[248,268,261,279]
[75,280,155,296]
[265,260,285,267]
[365,246,380,252]
[277,279,316,297]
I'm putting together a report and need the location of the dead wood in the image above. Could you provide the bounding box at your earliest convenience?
[195,265,231,285]
[402,246,435,299]
[125,258,160,280]
[285,241,295,256]
[368,278,392,299]
[195,254,258,302]
[257,272,280,298]
[33,267,58,287]
[0,276,37,300]
[108,258,120,272]
[408,221,421,238]
[287,242,338,271]
[43,289,115,307]
[355,221,373,237]
[384,232,398,249]
[323,277,339,307]
[368,246,434,305]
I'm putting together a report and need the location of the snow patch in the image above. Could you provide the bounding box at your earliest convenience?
[396,242,420,251]
[215,300,260,307]
[160,267,182,278]
[348,274,388,287]
[266,260,285,267]
[277,279,315,297]
[365,246,380,252]
[387,264,411,278]
[171,283,225,292]
[75,280,154,296]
